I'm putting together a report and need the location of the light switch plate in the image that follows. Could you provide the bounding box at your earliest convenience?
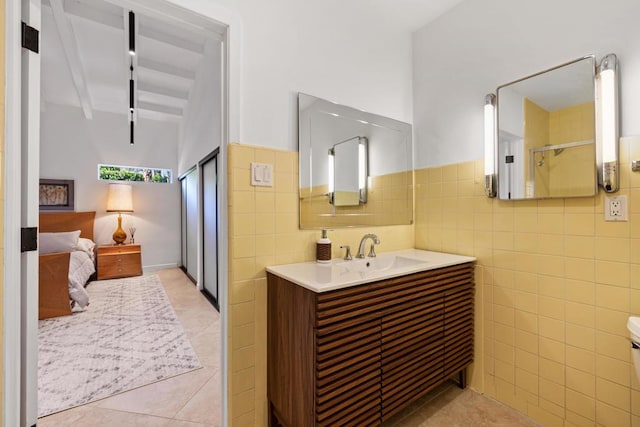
[251,162,273,187]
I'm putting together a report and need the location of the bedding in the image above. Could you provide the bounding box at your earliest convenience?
[68,250,94,309]
[39,211,96,319]
[39,230,81,254]
[76,237,96,261]
[39,232,96,309]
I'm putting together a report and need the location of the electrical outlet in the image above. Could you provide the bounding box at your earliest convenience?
[605,195,628,221]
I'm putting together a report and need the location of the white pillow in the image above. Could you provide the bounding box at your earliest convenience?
[76,237,96,261]
[39,230,81,254]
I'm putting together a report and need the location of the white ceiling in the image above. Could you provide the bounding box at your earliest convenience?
[365,0,465,32]
[41,0,464,124]
[41,0,221,124]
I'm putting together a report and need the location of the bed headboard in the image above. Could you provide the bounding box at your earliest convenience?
[39,211,96,241]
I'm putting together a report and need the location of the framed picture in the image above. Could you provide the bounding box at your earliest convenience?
[39,179,75,211]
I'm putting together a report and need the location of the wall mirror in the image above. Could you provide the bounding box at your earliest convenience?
[495,56,598,200]
[298,93,413,229]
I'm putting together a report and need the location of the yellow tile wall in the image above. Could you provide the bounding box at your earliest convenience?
[548,102,596,197]
[415,136,640,427]
[227,143,415,426]
[300,170,413,228]
[0,0,5,417]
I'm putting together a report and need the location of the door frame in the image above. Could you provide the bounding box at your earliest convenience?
[4,1,238,425]
[4,0,26,425]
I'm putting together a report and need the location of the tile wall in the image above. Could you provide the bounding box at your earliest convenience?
[300,170,413,228]
[227,136,640,426]
[226,143,415,426]
[414,136,640,426]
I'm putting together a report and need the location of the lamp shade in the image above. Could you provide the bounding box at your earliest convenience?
[106,183,134,212]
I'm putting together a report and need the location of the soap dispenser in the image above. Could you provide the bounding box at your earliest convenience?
[316,228,332,263]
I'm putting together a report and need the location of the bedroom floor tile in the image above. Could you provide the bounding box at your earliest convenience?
[94,366,215,418]
[37,406,171,427]
[38,269,222,426]
[174,370,222,425]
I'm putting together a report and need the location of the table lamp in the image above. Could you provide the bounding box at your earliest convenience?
[106,183,134,244]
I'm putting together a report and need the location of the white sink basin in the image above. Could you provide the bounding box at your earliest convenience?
[266,249,476,293]
[335,255,424,274]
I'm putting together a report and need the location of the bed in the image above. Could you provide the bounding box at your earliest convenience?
[39,211,96,319]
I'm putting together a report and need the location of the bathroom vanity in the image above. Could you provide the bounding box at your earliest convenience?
[266,249,475,427]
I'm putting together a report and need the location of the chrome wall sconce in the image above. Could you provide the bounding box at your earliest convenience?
[596,53,619,192]
[484,93,497,197]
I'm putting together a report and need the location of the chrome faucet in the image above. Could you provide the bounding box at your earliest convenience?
[356,234,380,258]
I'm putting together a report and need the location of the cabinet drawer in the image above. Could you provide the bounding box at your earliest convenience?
[98,252,142,279]
[98,244,141,256]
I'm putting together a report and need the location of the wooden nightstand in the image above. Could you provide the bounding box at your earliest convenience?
[97,244,142,280]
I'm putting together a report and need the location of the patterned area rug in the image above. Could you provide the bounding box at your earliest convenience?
[38,274,201,417]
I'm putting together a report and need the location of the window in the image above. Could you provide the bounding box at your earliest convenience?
[98,164,173,184]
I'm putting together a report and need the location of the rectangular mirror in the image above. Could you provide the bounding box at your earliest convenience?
[496,56,596,199]
[298,93,413,229]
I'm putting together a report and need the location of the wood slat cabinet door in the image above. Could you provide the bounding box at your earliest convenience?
[315,304,382,426]
[267,262,474,427]
[379,263,473,421]
[443,281,474,379]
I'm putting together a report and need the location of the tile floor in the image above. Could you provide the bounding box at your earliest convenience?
[38,268,221,427]
[383,381,541,427]
[38,269,538,427]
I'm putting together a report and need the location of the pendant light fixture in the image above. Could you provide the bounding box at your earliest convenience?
[128,11,135,56]
[128,11,136,145]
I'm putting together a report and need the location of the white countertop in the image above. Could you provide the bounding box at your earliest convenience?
[266,249,476,293]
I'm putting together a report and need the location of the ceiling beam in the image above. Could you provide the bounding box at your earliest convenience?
[49,0,93,119]
[137,101,183,116]
[90,0,224,40]
[137,57,195,80]
[48,0,211,54]
[137,81,188,100]
[62,0,123,29]
[138,25,204,54]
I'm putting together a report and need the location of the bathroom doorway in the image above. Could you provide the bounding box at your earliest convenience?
[5,0,231,424]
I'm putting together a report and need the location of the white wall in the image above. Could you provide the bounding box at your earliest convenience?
[179,37,223,175]
[167,0,414,152]
[40,104,181,270]
[412,0,640,168]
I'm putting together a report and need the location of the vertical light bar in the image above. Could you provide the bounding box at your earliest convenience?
[128,11,136,55]
[327,149,334,193]
[598,53,618,192]
[129,79,134,112]
[130,120,135,145]
[484,93,497,197]
[358,141,365,190]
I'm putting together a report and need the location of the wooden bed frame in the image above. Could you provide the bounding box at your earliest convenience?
[39,211,96,319]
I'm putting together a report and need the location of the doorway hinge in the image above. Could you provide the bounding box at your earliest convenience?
[21,227,38,253]
[21,21,40,53]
